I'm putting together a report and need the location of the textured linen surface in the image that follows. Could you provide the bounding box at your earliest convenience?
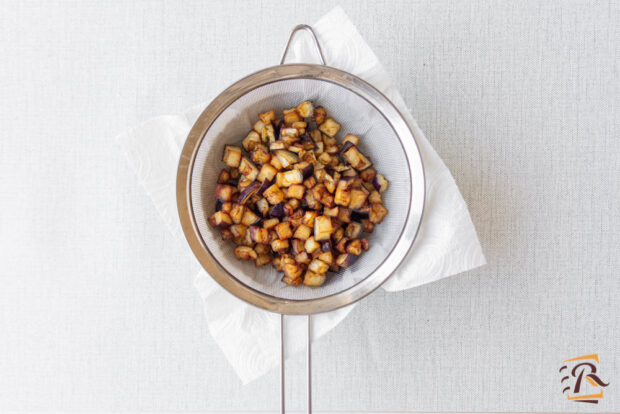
[117,6,485,383]
[0,1,618,412]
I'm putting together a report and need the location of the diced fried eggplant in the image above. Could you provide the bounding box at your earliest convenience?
[296,101,314,118]
[255,254,272,266]
[332,227,345,243]
[251,145,271,165]
[230,224,247,238]
[253,119,265,134]
[337,207,351,223]
[369,203,388,224]
[263,184,286,205]
[220,202,233,213]
[269,141,287,151]
[294,224,312,240]
[249,226,269,244]
[303,270,326,287]
[350,209,370,223]
[238,157,259,181]
[272,256,282,271]
[319,118,339,137]
[346,239,363,255]
[257,164,277,183]
[217,169,231,184]
[304,236,320,254]
[342,168,358,178]
[259,109,276,125]
[362,181,375,192]
[261,124,275,143]
[320,239,333,253]
[292,121,307,134]
[274,150,300,168]
[345,222,362,239]
[323,206,339,217]
[342,146,372,171]
[286,184,305,200]
[234,246,257,260]
[335,237,349,253]
[237,181,261,205]
[361,238,369,251]
[282,275,302,286]
[361,219,375,233]
[313,106,326,125]
[215,184,235,202]
[291,238,305,255]
[308,259,329,274]
[208,211,232,228]
[269,202,285,218]
[335,253,357,268]
[320,192,335,208]
[282,257,303,279]
[222,145,242,168]
[304,191,321,210]
[220,228,234,240]
[317,251,333,265]
[242,131,261,152]
[302,175,316,190]
[288,198,301,210]
[270,155,283,171]
[359,167,376,182]
[343,134,359,146]
[368,190,382,204]
[288,142,305,154]
[334,180,351,206]
[278,169,304,187]
[255,243,270,255]
[318,152,332,165]
[282,202,295,216]
[255,197,270,216]
[275,222,293,240]
[295,161,315,179]
[348,187,369,209]
[314,141,324,154]
[313,216,332,241]
[295,251,311,265]
[323,173,336,193]
[229,203,245,224]
[271,239,290,253]
[240,209,261,227]
[302,211,317,226]
[283,108,301,125]
[372,173,389,193]
[262,217,279,230]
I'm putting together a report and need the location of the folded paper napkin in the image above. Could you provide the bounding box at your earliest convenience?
[117,6,485,384]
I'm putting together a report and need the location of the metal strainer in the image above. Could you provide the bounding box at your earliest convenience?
[177,25,425,413]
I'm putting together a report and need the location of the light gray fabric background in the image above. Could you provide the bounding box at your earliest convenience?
[0,0,618,412]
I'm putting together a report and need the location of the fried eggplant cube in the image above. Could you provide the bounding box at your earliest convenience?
[334,180,351,206]
[293,224,312,240]
[348,187,369,209]
[208,211,232,228]
[287,184,306,200]
[303,270,326,287]
[369,203,389,224]
[234,246,257,261]
[296,101,314,118]
[249,226,269,244]
[215,184,235,202]
[308,259,329,274]
[238,157,259,181]
[263,184,286,205]
[342,146,372,171]
[319,118,340,137]
[313,216,333,241]
[222,145,242,168]
[275,222,293,240]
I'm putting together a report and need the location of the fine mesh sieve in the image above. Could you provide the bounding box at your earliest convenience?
[177,25,425,413]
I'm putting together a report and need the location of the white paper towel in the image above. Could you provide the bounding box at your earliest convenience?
[116,6,485,384]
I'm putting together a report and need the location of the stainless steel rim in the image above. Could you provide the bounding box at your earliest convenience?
[177,63,426,314]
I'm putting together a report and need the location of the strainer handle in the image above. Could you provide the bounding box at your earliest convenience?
[280,24,326,65]
[280,314,312,414]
